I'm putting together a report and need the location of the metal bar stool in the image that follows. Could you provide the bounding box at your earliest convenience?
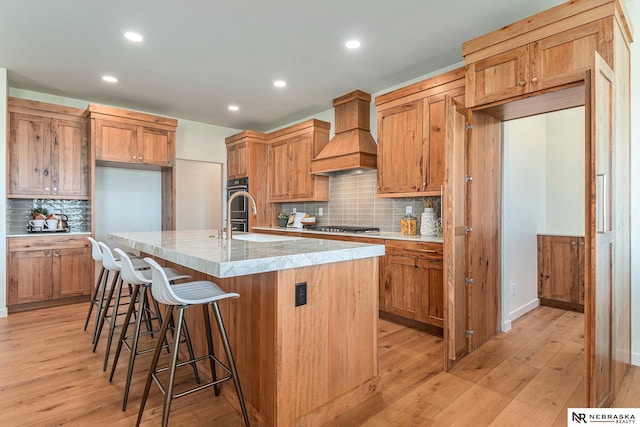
[92,242,148,371]
[136,257,250,427]
[109,248,200,411]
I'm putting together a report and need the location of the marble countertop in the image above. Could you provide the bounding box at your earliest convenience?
[252,227,444,244]
[108,229,385,279]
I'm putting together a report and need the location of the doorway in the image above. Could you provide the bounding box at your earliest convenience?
[501,107,585,329]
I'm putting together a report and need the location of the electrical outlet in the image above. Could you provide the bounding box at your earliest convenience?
[318,207,323,216]
[511,283,517,297]
[292,207,297,213]
[406,206,412,215]
[295,282,307,306]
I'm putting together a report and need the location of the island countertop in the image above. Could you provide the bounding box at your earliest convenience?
[108,229,385,278]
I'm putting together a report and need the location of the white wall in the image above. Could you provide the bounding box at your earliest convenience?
[176,160,223,229]
[502,114,546,330]
[0,69,7,317]
[544,108,585,235]
[627,0,640,366]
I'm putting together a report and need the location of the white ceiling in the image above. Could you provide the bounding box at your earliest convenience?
[1,0,567,131]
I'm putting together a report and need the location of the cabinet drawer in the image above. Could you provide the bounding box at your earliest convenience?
[384,240,443,259]
[9,235,91,251]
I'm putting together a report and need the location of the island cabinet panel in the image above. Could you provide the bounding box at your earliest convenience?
[89,104,177,167]
[8,98,89,198]
[225,130,278,227]
[381,240,444,332]
[7,236,92,312]
[537,234,585,311]
[155,256,379,427]
[375,68,465,197]
[267,119,330,202]
[464,18,611,108]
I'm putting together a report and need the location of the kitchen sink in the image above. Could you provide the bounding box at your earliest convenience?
[232,233,302,243]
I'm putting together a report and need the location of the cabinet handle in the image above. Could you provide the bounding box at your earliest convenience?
[531,77,538,83]
[519,80,525,86]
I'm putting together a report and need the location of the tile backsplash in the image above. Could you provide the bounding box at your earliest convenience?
[7,199,91,234]
[282,171,441,233]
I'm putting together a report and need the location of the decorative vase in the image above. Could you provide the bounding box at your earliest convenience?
[278,217,288,227]
[420,208,438,236]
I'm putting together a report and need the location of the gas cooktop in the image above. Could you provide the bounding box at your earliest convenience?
[306,225,380,234]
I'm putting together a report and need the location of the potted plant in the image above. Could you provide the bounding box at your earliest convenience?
[277,213,289,227]
[29,207,49,219]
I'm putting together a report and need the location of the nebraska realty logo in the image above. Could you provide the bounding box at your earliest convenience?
[568,408,638,425]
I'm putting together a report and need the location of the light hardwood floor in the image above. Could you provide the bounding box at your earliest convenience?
[0,303,637,426]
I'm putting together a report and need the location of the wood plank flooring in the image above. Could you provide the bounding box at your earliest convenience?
[0,303,637,426]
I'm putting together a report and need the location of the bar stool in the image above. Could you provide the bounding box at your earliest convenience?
[83,237,109,343]
[93,242,148,371]
[109,248,199,411]
[136,258,250,427]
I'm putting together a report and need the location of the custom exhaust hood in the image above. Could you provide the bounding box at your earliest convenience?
[310,90,378,176]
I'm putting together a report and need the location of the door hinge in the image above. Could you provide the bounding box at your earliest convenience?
[466,124,473,130]
[465,227,473,233]
[465,278,474,286]
[465,175,473,182]
[466,330,474,337]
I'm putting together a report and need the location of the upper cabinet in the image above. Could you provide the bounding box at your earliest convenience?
[89,104,177,167]
[8,97,89,198]
[463,10,619,108]
[267,119,330,202]
[375,68,465,197]
[227,140,248,179]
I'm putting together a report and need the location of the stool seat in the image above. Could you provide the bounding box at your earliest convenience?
[162,280,239,305]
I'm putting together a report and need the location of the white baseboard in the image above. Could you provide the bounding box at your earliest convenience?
[632,352,640,367]
[0,306,7,318]
[509,299,540,323]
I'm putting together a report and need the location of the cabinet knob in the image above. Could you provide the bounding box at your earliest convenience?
[53,187,57,192]
[44,187,49,191]
[139,156,143,161]
[531,77,538,83]
[519,80,525,86]
[132,156,137,160]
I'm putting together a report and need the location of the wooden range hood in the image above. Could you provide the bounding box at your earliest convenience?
[310,90,377,176]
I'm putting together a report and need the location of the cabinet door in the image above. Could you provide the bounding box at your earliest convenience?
[382,255,418,319]
[416,259,444,327]
[94,119,137,163]
[377,101,424,194]
[8,113,52,195]
[52,247,92,298]
[227,142,248,179]
[139,127,173,166]
[8,250,52,305]
[465,46,529,107]
[268,139,291,201]
[51,118,89,196]
[540,236,579,303]
[289,134,314,199]
[530,22,601,93]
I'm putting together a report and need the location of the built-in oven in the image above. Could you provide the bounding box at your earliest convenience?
[226,177,249,232]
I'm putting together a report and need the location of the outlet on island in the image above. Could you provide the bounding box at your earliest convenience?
[295,282,307,307]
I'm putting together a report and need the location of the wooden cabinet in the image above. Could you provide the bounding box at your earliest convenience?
[225,131,278,228]
[464,20,610,107]
[375,68,465,197]
[226,141,248,179]
[267,119,330,202]
[381,241,444,331]
[7,236,92,311]
[89,104,177,167]
[8,98,89,198]
[537,234,585,311]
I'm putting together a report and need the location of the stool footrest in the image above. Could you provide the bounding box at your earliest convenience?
[152,353,234,399]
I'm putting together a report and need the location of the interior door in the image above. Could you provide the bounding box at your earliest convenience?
[585,52,615,407]
[443,96,469,369]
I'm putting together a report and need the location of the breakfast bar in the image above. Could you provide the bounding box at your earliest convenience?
[108,230,385,426]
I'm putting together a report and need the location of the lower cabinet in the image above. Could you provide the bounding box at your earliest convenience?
[537,234,585,311]
[381,241,444,331]
[7,236,92,310]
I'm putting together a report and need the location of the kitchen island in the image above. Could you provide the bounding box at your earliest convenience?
[108,230,385,426]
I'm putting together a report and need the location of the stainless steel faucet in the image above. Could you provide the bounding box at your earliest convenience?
[226,190,257,240]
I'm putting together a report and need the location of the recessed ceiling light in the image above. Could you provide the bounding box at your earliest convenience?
[345,40,361,49]
[102,75,118,83]
[273,80,287,88]
[124,31,143,42]
[228,105,239,111]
